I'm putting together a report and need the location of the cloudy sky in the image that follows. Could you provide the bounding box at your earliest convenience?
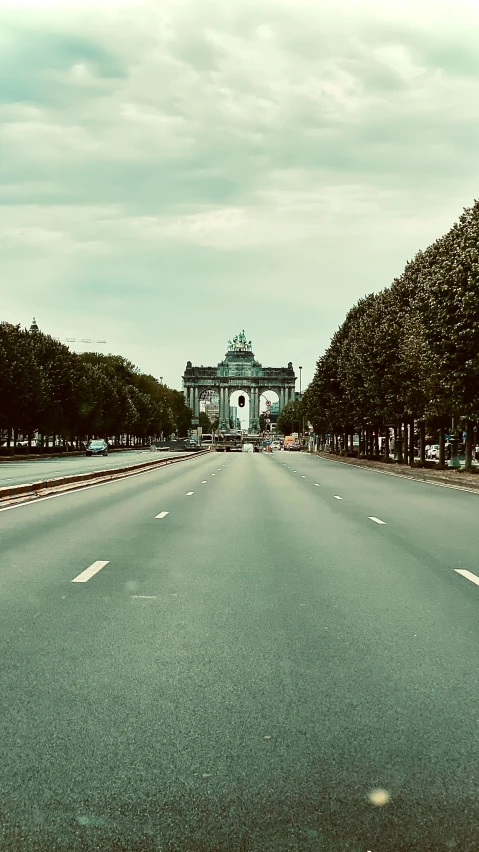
[2,0,479,394]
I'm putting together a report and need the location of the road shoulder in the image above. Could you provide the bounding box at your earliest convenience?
[308,450,479,493]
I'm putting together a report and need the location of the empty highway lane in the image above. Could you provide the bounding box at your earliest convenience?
[1,451,478,851]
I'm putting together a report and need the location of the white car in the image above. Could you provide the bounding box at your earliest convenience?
[426,444,440,460]
[242,443,254,453]
[271,441,281,451]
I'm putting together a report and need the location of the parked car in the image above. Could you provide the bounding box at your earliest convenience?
[86,439,108,457]
[425,444,440,460]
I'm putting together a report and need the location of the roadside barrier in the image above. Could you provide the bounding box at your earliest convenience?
[0,451,209,505]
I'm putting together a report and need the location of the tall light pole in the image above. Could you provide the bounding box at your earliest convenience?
[299,366,304,438]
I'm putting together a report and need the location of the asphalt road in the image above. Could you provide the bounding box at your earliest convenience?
[0,450,184,488]
[1,450,478,851]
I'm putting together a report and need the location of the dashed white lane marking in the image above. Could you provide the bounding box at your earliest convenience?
[131,595,158,599]
[186,491,194,496]
[72,561,109,583]
[155,511,169,519]
[314,483,320,487]
[334,496,343,500]
[301,475,306,478]
[211,473,216,476]
[201,480,207,483]
[454,568,479,587]
[369,516,386,524]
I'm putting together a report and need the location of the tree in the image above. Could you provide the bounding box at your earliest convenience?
[277,400,304,435]
[199,412,211,432]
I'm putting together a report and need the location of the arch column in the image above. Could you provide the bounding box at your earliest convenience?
[251,386,260,431]
[192,386,199,419]
[218,386,224,428]
[219,385,230,430]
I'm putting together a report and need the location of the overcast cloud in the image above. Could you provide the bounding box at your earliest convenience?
[2,0,479,391]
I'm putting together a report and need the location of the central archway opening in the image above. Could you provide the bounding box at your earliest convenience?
[229,389,250,432]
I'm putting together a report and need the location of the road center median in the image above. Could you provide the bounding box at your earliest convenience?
[0,451,210,506]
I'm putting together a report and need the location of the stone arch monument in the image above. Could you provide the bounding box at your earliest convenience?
[182,332,296,432]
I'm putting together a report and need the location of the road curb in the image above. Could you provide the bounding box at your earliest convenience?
[0,451,209,505]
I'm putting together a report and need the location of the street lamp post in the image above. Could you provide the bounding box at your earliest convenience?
[299,366,304,439]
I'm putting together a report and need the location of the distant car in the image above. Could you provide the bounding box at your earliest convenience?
[426,444,440,460]
[86,439,108,457]
[288,442,302,452]
[242,443,254,453]
[271,441,281,451]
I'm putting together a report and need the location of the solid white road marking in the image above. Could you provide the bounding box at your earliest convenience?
[186,491,194,496]
[454,568,479,587]
[334,496,343,500]
[155,511,169,518]
[72,561,109,583]
[369,516,386,524]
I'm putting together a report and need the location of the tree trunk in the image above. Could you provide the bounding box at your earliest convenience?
[403,421,408,463]
[396,423,404,464]
[384,427,390,462]
[350,432,354,454]
[464,419,473,470]
[374,429,379,457]
[409,418,415,467]
[420,421,426,465]
[360,428,366,457]
[438,422,446,466]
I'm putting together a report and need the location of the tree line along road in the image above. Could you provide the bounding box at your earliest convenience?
[0,450,478,851]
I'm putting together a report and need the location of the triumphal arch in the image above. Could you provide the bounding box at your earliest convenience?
[182,331,297,432]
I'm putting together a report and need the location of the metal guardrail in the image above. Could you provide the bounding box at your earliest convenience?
[0,451,209,504]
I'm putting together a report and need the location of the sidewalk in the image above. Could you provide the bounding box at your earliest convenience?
[310,450,479,493]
